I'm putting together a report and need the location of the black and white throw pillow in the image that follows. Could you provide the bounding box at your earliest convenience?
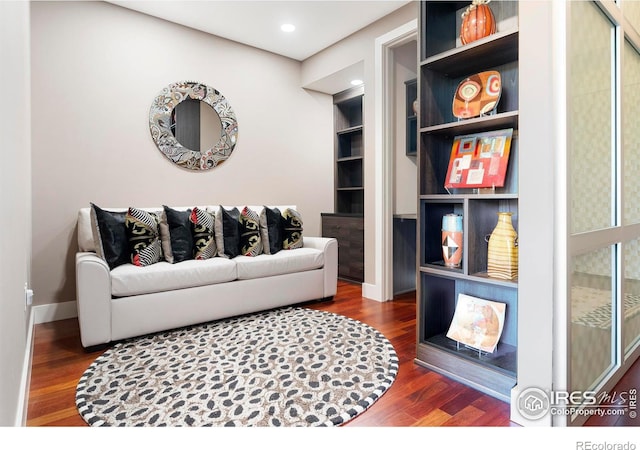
[189,207,217,260]
[281,208,303,250]
[124,207,163,267]
[239,206,263,257]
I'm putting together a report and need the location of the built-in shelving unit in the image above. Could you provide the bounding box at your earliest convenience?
[322,85,365,282]
[334,86,364,214]
[415,1,519,402]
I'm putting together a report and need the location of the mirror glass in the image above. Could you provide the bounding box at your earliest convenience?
[149,81,238,171]
[171,99,223,152]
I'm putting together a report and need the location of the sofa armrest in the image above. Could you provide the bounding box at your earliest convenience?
[76,252,112,348]
[303,237,338,298]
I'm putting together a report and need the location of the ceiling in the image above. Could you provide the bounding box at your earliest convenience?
[109,1,412,62]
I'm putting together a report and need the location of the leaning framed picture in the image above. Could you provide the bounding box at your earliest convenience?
[446,293,506,354]
[444,128,513,190]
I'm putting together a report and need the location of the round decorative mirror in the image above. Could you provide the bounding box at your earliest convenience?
[149,81,238,170]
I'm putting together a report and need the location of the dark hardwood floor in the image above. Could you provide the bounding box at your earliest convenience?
[26,280,638,428]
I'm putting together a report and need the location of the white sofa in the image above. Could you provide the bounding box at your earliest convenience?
[75,205,338,348]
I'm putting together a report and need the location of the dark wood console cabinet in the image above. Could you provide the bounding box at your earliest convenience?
[321,213,364,282]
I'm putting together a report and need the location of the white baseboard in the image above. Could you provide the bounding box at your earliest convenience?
[14,302,77,426]
[361,282,384,302]
[33,300,77,324]
[15,307,35,426]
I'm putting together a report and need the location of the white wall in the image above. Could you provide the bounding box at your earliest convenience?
[392,40,417,216]
[511,0,556,426]
[0,0,32,426]
[30,1,333,307]
[302,2,419,284]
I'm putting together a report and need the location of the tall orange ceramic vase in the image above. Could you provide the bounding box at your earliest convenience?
[486,212,518,280]
[460,0,496,45]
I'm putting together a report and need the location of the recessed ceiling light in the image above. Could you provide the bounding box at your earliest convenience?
[281,24,295,33]
[350,79,363,86]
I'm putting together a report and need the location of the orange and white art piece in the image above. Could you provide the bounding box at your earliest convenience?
[453,70,501,119]
[446,293,506,353]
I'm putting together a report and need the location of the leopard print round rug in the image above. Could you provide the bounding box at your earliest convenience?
[76,307,398,426]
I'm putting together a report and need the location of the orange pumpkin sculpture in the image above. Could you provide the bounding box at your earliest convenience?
[460,0,496,45]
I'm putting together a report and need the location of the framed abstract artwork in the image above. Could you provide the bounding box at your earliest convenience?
[444,128,513,190]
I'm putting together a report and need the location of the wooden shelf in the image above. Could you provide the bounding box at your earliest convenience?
[336,187,364,191]
[419,266,518,289]
[423,333,517,376]
[337,125,363,135]
[422,29,519,77]
[420,111,519,137]
[420,193,519,201]
[337,155,363,163]
[415,338,516,402]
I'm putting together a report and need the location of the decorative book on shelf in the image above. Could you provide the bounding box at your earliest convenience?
[444,128,513,190]
[446,293,506,354]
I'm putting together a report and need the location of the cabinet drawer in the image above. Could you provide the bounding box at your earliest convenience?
[322,216,363,233]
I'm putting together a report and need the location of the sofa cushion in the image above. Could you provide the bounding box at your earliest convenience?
[160,206,194,263]
[239,206,263,257]
[125,207,163,267]
[259,206,283,255]
[90,203,129,270]
[110,258,238,297]
[235,247,323,280]
[214,206,240,258]
[281,208,303,250]
[190,207,217,260]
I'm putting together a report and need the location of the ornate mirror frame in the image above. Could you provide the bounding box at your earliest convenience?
[149,81,238,171]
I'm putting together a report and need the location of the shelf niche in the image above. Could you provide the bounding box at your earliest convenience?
[419,131,519,196]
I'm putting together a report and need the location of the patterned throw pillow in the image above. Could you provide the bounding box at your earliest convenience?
[189,207,216,260]
[90,203,129,270]
[239,207,263,257]
[281,208,303,250]
[259,206,283,255]
[160,206,194,263]
[125,207,163,267]
[214,206,241,258]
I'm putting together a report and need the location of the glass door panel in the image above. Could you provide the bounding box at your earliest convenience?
[570,247,615,392]
[565,1,640,424]
[624,238,640,355]
[623,0,640,34]
[623,38,640,225]
[568,0,614,234]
